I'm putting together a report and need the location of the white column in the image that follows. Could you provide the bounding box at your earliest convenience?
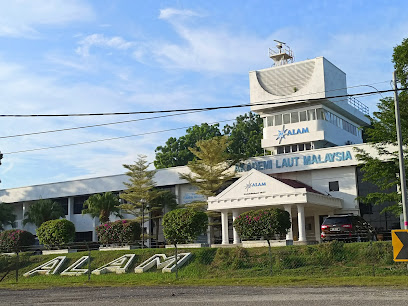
[207,216,214,245]
[221,210,229,245]
[92,217,98,242]
[232,210,240,244]
[297,204,306,242]
[283,205,293,240]
[174,185,181,205]
[22,202,28,229]
[67,197,74,221]
[314,213,321,242]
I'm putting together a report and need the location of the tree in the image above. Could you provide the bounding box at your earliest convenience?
[82,192,122,223]
[23,199,65,228]
[233,208,291,274]
[119,155,161,247]
[154,123,222,169]
[223,112,264,160]
[0,203,16,231]
[154,112,264,169]
[179,136,236,198]
[162,208,208,277]
[148,189,178,242]
[356,38,408,215]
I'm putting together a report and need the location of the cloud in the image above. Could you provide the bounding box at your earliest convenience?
[159,8,202,20]
[0,0,94,38]
[76,34,134,57]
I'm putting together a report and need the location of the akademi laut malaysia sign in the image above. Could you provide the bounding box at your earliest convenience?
[236,150,353,173]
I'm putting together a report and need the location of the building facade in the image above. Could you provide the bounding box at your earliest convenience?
[0,46,400,244]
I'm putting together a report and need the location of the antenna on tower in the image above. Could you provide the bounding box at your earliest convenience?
[269,40,294,66]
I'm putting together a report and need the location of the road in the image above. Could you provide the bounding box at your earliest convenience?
[0,286,407,305]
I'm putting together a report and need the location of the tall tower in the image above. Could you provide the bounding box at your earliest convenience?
[250,43,370,155]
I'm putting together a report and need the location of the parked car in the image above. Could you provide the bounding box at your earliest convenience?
[321,214,376,242]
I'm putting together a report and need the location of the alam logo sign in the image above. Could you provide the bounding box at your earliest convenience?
[275,125,309,144]
[23,253,192,277]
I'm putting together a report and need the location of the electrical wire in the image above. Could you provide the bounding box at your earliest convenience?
[2,119,235,155]
[0,87,400,118]
[0,81,390,139]
[0,110,206,139]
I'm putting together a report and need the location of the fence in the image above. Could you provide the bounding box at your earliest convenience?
[0,239,406,285]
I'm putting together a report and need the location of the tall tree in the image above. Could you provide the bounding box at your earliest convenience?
[179,136,236,198]
[154,123,222,169]
[23,199,65,228]
[82,192,122,223]
[119,155,161,246]
[356,38,408,215]
[223,112,264,160]
[0,203,16,231]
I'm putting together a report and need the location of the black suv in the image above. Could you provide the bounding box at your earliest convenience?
[321,214,376,242]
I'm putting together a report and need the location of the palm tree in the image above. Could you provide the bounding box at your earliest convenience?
[0,203,16,230]
[23,199,65,227]
[82,192,122,223]
[148,190,178,242]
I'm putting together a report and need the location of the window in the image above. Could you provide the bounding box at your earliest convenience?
[283,113,290,124]
[316,108,324,120]
[291,145,298,152]
[75,231,93,242]
[329,181,339,192]
[74,195,88,214]
[267,116,274,127]
[291,112,299,123]
[284,146,291,153]
[307,109,316,120]
[277,147,284,154]
[275,114,282,126]
[299,111,307,122]
[305,143,312,150]
[298,143,305,151]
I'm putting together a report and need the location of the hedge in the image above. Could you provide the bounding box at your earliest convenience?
[0,229,35,252]
[36,219,75,247]
[96,219,141,245]
[162,208,208,245]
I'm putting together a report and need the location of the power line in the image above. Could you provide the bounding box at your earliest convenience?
[2,119,235,155]
[0,87,400,118]
[0,110,206,139]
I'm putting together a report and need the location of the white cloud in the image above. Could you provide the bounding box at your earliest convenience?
[0,0,94,38]
[159,8,202,20]
[76,34,134,57]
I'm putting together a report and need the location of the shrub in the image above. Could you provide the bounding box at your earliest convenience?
[233,208,291,241]
[96,219,141,245]
[162,208,208,246]
[0,229,35,252]
[36,219,75,247]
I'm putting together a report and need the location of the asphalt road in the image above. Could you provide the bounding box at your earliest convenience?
[0,286,407,306]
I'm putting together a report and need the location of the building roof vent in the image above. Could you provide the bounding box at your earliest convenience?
[269,40,294,66]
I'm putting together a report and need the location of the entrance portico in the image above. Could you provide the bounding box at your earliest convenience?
[208,169,342,245]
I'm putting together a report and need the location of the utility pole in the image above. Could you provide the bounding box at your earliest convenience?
[393,71,408,229]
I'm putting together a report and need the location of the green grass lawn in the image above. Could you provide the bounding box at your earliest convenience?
[1,241,408,289]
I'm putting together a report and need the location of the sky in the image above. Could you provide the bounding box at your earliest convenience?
[0,0,407,190]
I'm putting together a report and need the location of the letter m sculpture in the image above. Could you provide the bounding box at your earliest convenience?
[134,253,192,273]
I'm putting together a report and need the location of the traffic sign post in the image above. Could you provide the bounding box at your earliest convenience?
[392,230,408,262]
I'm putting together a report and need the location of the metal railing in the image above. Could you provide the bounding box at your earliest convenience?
[348,96,369,115]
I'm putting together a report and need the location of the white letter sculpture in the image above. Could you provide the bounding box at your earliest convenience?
[92,254,135,275]
[134,253,192,273]
[23,256,67,277]
[61,256,89,276]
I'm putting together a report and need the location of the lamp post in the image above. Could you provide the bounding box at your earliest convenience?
[393,71,408,229]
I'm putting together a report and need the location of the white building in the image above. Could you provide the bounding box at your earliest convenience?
[0,44,400,245]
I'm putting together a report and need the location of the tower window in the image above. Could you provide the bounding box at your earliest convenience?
[329,181,339,192]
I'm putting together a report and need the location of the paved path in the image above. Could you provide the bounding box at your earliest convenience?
[0,286,407,305]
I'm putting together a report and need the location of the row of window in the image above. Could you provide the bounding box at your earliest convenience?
[276,142,313,154]
[263,108,360,136]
